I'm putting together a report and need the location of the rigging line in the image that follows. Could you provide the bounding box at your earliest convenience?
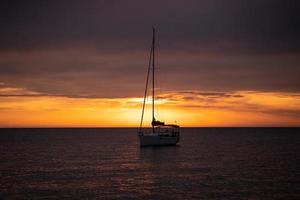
[139,41,153,131]
[152,27,155,126]
[155,57,160,119]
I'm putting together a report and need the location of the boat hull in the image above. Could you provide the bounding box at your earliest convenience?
[139,134,179,147]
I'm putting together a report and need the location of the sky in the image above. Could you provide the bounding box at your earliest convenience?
[0,0,299,127]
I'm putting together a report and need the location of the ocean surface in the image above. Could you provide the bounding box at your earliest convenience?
[0,128,299,199]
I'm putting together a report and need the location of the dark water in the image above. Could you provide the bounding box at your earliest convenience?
[0,128,299,199]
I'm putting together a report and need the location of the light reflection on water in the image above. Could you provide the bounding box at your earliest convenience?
[0,128,299,199]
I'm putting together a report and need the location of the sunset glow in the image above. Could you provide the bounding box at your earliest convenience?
[0,87,299,127]
[1,1,299,128]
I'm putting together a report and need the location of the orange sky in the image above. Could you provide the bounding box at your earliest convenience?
[0,1,299,128]
[0,87,299,127]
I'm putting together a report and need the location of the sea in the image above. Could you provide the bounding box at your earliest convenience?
[0,128,299,199]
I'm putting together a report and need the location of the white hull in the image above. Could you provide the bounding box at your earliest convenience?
[139,133,179,147]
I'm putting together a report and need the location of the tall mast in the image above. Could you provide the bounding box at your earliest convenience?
[139,40,152,132]
[152,27,155,131]
[139,27,156,133]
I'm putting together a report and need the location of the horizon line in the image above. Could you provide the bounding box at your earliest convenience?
[0,126,299,129]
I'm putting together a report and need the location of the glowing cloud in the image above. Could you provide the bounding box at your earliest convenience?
[0,86,299,127]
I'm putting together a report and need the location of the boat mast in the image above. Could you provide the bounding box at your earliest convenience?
[139,42,152,132]
[152,27,155,132]
[139,28,155,132]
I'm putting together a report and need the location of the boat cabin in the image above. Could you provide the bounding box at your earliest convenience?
[154,123,180,136]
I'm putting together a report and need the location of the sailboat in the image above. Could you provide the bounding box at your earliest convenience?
[138,27,180,147]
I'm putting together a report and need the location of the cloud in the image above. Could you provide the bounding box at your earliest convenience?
[1,48,299,99]
[0,89,299,127]
[0,1,299,98]
[0,0,299,54]
[154,90,300,119]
